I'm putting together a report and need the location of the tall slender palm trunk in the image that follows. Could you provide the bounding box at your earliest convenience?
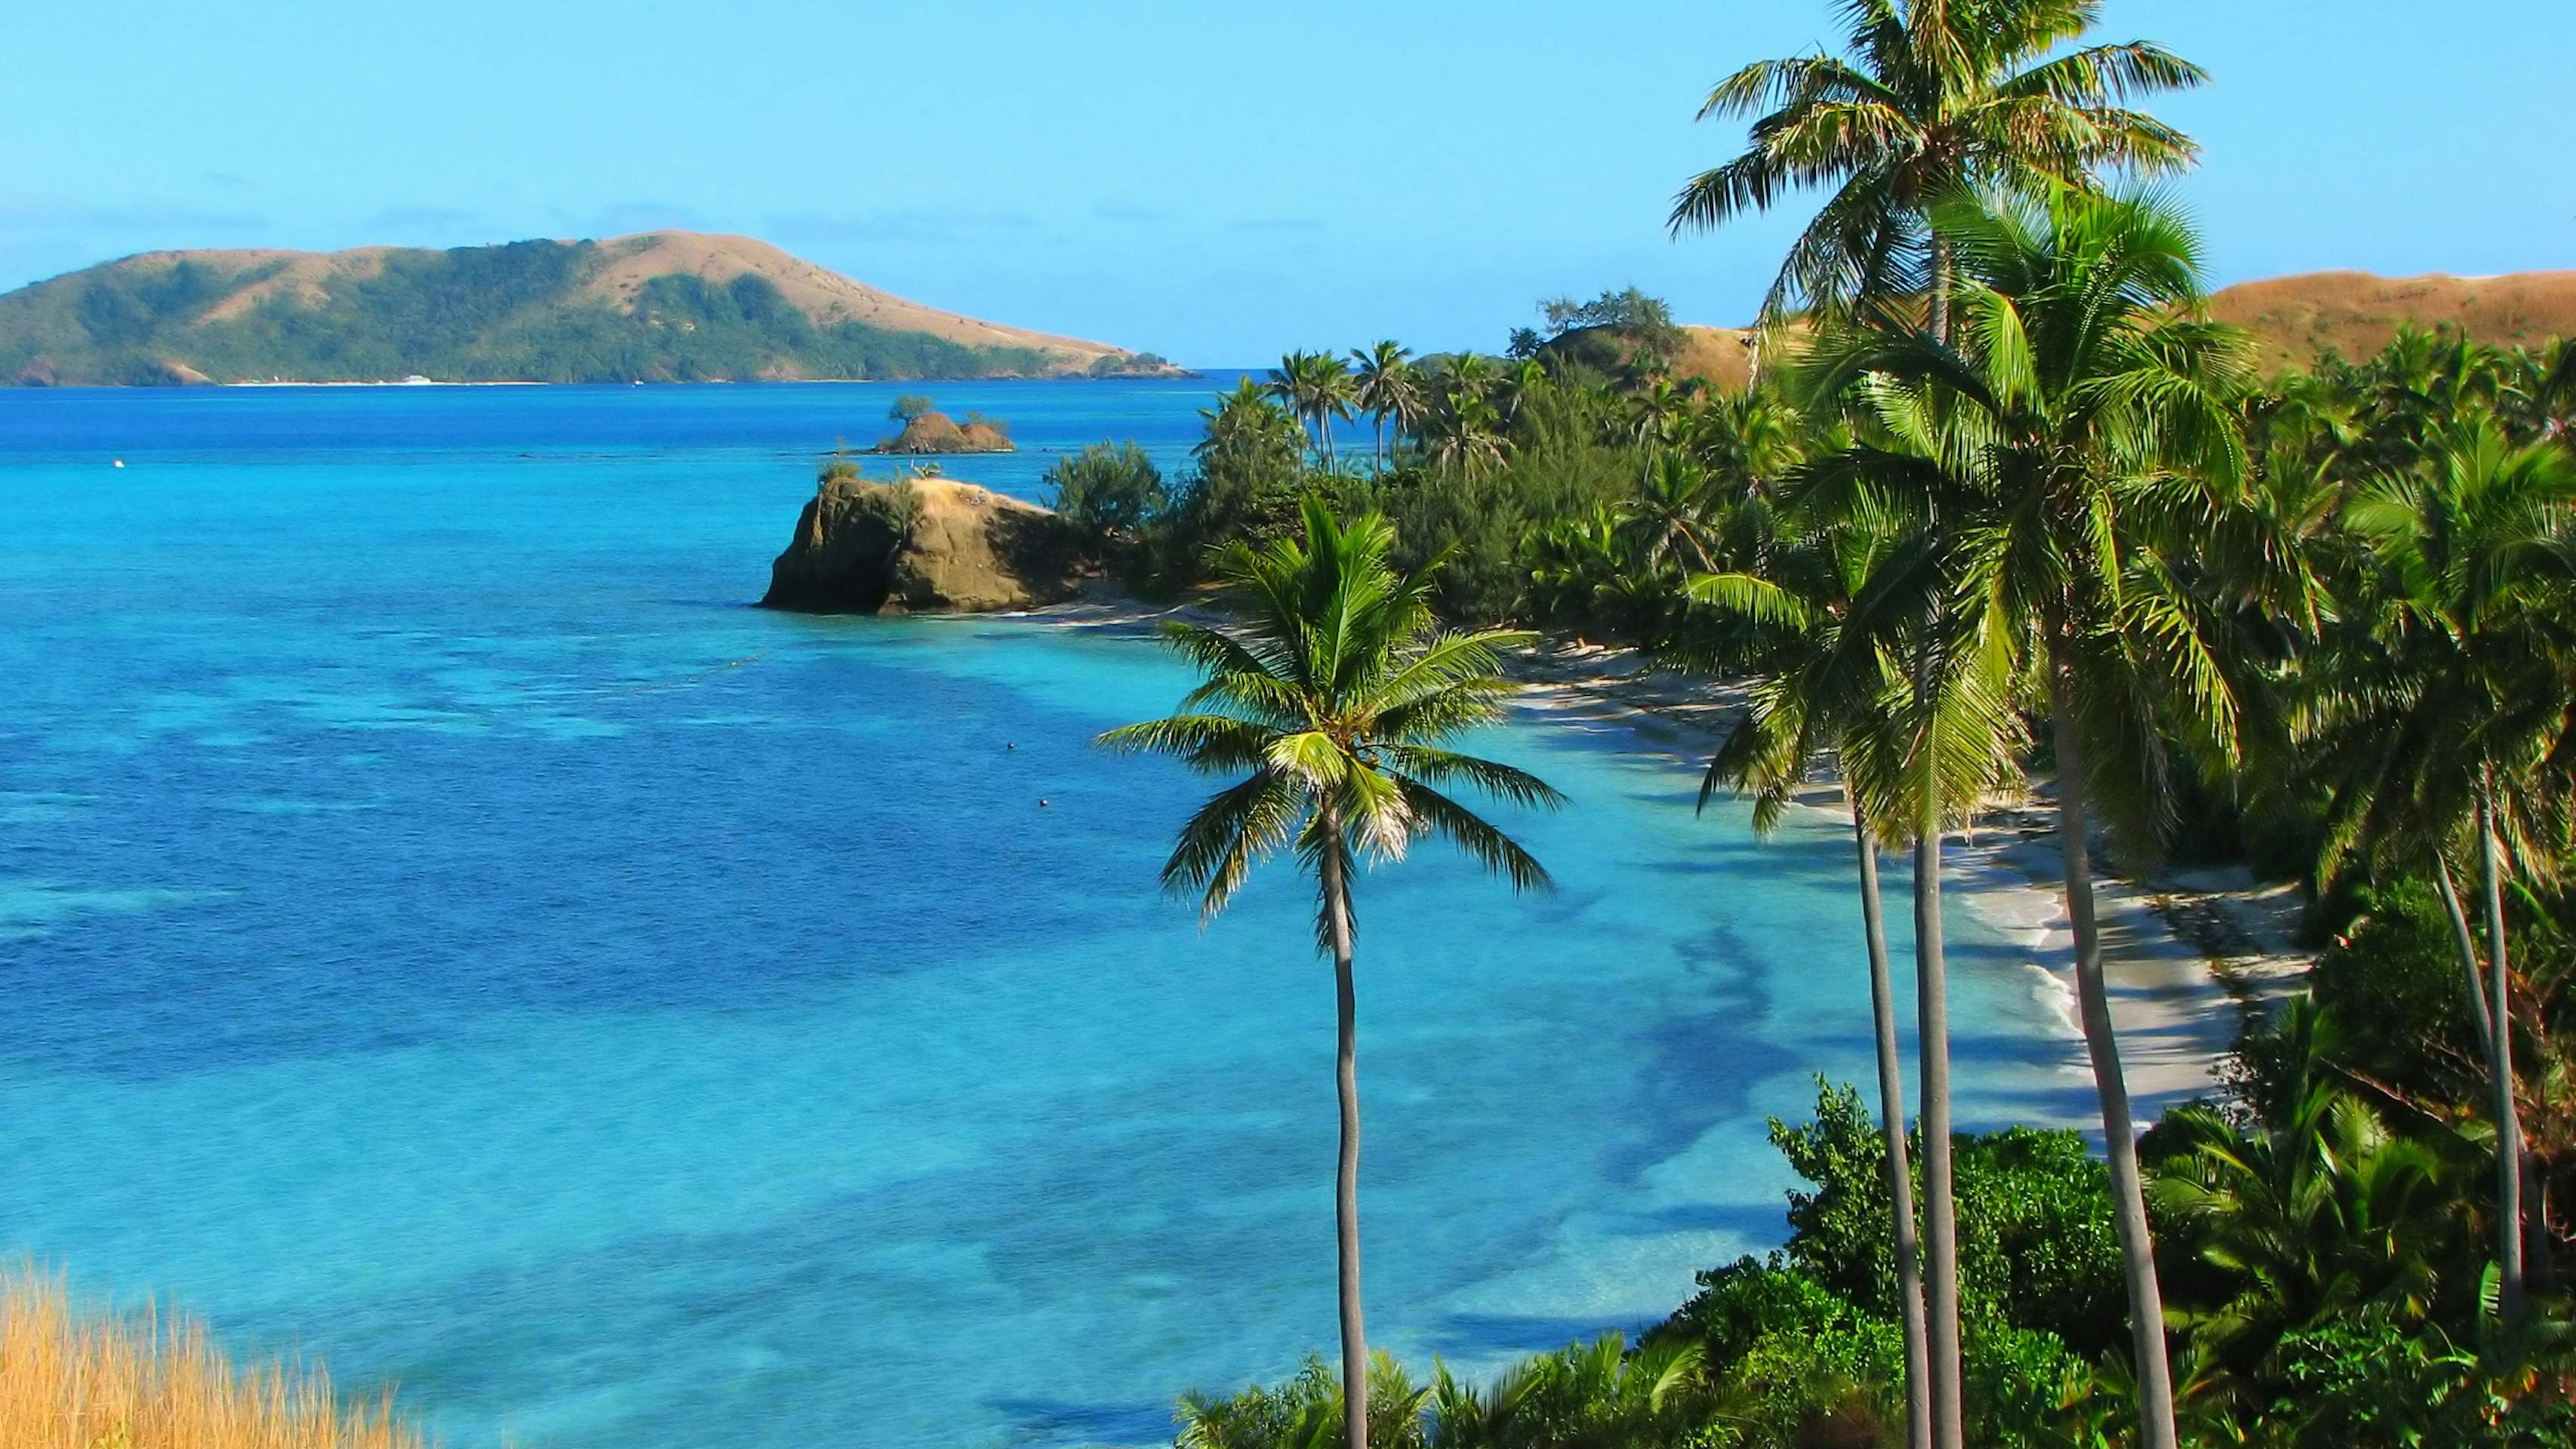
[1317,815,1371,1449]
[2477,779,2526,1327]
[1913,784,1963,1449]
[1913,241,1965,1449]
[2435,858,2498,1057]
[2046,654,2177,1449]
[1855,800,1932,1449]
[1374,415,1386,473]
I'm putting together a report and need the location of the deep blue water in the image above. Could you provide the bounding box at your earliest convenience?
[0,382,2076,1448]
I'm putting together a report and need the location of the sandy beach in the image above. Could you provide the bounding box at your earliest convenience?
[1503,637,2313,1122]
[1028,598,2316,1125]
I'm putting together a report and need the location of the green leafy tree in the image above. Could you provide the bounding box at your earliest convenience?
[1045,441,1168,554]
[1102,501,1563,1449]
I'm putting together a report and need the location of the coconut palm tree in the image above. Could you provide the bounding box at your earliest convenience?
[1200,375,1308,466]
[1350,341,1420,472]
[1802,183,2258,1449]
[1101,500,1563,1449]
[1420,388,1508,478]
[1679,496,2025,1449]
[2307,411,2576,1327]
[2152,1004,2469,1380]
[1674,19,2205,1437]
[1618,452,1725,576]
[1669,0,2206,334]
[1269,351,1357,470]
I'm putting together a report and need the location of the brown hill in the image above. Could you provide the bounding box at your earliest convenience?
[2205,270,2576,371]
[1644,271,2576,391]
[578,232,1134,368]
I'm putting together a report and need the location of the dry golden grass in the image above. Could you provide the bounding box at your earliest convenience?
[0,1268,431,1449]
[2200,269,2576,370]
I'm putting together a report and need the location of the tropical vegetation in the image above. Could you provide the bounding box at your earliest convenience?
[1084,3,2576,1444]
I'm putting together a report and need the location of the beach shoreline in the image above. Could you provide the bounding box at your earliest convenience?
[1012,596,2313,1126]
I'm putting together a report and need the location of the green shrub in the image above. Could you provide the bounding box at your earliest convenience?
[1046,441,1168,552]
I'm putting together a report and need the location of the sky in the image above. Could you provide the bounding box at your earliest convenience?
[5,1,2569,365]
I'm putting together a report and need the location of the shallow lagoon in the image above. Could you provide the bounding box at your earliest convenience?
[0,383,2077,1447]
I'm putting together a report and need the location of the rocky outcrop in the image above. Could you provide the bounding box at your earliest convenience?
[759,475,1081,614]
[869,411,1014,454]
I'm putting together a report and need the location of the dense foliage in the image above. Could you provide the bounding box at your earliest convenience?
[1122,173,2576,1449]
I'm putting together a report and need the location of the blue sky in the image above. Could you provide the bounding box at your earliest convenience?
[5,1,2568,364]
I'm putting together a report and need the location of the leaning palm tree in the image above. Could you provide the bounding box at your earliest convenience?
[1670,0,2206,336]
[1103,499,1563,1449]
[1805,183,2257,1449]
[1350,341,1420,472]
[2307,411,2576,1327]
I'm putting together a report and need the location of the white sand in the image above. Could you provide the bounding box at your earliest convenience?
[1499,638,2314,1124]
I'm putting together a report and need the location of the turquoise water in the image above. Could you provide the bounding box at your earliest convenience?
[0,383,2078,1448]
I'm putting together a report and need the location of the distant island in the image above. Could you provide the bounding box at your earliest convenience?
[0,230,1179,386]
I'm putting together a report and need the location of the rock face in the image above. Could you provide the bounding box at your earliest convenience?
[869,411,1015,454]
[760,476,1081,614]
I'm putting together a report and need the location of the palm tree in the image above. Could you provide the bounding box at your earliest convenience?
[1681,497,2024,1449]
[1431,1334,1707,1449]
[1619,452,1725,575]
[1350,341,1420,472]
[1102,500,1564,1449]
[1420,388,1508,478]
[1669,0,2206,334]
[1200,375,1308,466]
[1803,184,2259,1449]
[2151,1004,2467,1382]
[2307,411,2576,1327]
[1177,1353,1431,1449]
[1673,20,2205,1439]
[1269,351,1357,469]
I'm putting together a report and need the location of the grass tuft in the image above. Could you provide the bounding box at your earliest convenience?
[0,1266,432,1449]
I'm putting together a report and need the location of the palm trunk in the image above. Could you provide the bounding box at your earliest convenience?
[1911,247,1963,1448]
[2477,777,2526,1328]
[1855,798,1931,1449]
[2435,857,2498,1060]
[1317,811,1371,1449]
[1912,745,1963,1449]
[1374,414,1386,473]
[2047,654,2178,1449]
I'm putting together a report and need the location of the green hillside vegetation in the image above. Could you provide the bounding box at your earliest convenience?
[0,238,1163,385]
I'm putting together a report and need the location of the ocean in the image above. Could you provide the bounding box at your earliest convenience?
[0,381,2079,1448]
